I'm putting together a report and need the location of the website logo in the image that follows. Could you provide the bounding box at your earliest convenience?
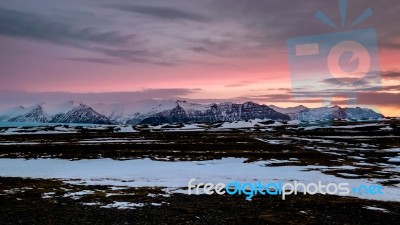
[286,0,381,125]
[188,178,384,201]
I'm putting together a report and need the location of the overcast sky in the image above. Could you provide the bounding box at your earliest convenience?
[0,0,399,115]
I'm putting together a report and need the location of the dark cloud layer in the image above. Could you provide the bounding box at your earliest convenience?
[58,57,121,65]
[0,7,170,65]
[1,0,399,65]
[0,8,132,46]
[359,92,400,106]
[383,71,400,81]
[0,89,202,106]
[109,4,210,22]
[209,0,400,49]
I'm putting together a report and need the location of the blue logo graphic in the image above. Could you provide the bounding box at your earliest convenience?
[287,0,381,125]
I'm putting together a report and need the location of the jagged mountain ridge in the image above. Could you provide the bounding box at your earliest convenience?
[138,101,291,125]
[269,105,307,120]
[271,105,383,121]
[0,100,384,125]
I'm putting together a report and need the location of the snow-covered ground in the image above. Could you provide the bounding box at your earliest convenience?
[1,120,391,135]
[0,157,398,202]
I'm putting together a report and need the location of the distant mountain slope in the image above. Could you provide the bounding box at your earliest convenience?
[50,104,114,124]
[91,99,188,124]
[8,105,50,123]
[345,107,383,120]
[269,105,307,120]
[271,105,383,121]
[0,106,29,121]
[42,101,79,116]
[298,106,347,121]
[298,106,382,121]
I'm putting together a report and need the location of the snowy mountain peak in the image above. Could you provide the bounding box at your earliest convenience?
[77,103,90,109]
[50,103,113,124]
[40,101,80,116]
[243,101,264,108]
[8,104,50,123]
[269,105,308,120]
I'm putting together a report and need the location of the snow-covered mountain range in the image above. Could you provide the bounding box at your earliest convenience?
[270,104,383,121]
[0,100,383,125]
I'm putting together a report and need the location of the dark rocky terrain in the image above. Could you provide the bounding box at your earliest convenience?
[0,119,399,224]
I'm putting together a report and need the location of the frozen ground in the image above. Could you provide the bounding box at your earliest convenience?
[0,118,396,135]
[0,157,399,202]
[0,120,399,224]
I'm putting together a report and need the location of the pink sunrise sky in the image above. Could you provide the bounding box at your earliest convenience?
[0,0,399,116]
